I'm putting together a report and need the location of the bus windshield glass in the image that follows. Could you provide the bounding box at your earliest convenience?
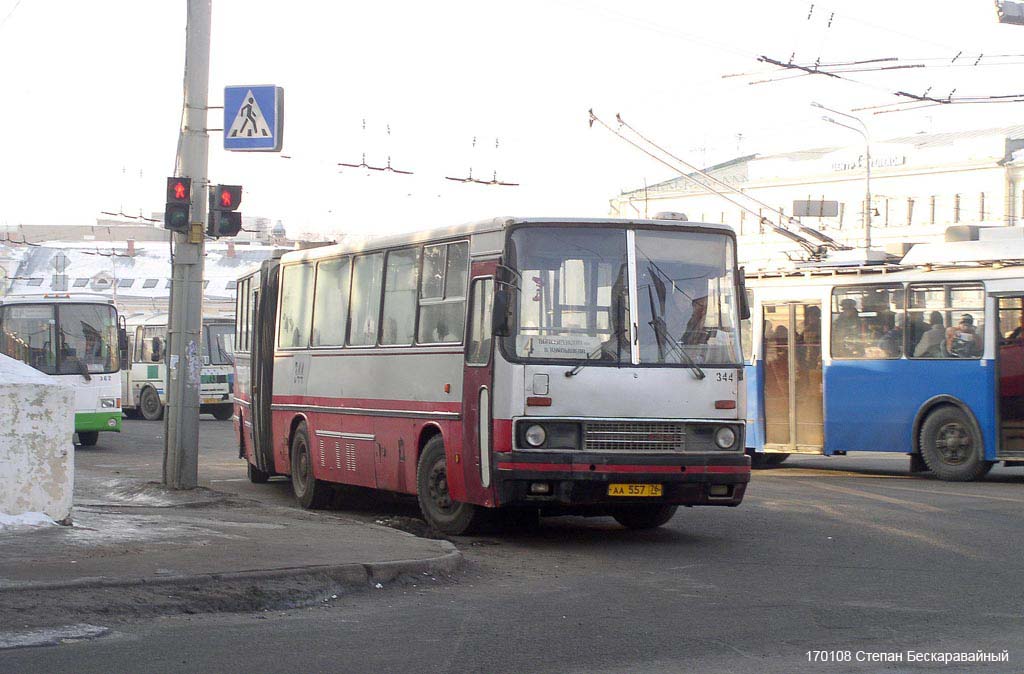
[0,303,119,375]
[634,229,742,366]
[505,226,741,366]
[203,322,235,365]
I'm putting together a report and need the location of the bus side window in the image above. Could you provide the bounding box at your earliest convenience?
[418,242,468,344]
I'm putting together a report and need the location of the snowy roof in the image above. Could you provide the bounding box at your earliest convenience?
[3,242,279,300]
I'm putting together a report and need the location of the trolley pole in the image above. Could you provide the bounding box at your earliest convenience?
[163,0,211,489]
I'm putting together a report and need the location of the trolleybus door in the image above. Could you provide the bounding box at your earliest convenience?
[997,295,1024,458]
[762,301,825,454]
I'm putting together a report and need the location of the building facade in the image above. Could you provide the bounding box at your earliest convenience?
[610,125,1024,269]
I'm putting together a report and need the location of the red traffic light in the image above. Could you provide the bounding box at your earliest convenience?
[210,185,242,212]
[166,176,192,204]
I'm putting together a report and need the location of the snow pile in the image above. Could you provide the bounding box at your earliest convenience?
[0,354,75,522]
[0,511,58,531]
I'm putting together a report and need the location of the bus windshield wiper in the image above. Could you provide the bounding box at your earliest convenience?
[75,357,92,382]
[649,315,705,380]
[565,343,609,377]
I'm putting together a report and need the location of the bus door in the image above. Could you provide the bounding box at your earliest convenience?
[997,295,1024,459]
[762,301,825,454]
[460,272,497,505]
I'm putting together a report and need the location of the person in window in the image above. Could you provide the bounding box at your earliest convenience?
[913,311,946,358]
[946,313,980,358]
[832,298,862,357]
[797,306,822,370]
[877,312,904,358]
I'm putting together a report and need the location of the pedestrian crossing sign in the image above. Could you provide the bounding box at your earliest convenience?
[224,85,284,152]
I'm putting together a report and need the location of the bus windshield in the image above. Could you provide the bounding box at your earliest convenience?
[505,226,742,366]
[0,302,119,375]
[203,322,235,365]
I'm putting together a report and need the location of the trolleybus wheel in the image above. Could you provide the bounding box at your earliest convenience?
[140,386,164,421]
[248,461,271,484]
[211,405,234,421]
[290,422,332,509]
[416,435,487,535]
[77,431,99,447]
[612,504,678,530]
[919,406,993,482]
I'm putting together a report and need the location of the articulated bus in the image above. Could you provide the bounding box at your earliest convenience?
[743,236,1024,481]
[121,314,236,421]
[0,293,126,446]
[234,216,751,534]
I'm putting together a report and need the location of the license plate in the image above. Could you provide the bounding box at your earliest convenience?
[608,483,663,497]
[202,398,221,404]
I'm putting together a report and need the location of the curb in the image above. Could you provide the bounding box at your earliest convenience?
[0,542,462,628]
[0,541,461,595]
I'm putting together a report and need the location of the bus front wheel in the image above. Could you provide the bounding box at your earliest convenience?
[919,406,993,482]
[140,386,164,421]
[211,405,234,421]
[290,422,332,509]
[77,431,99,447]
[416,436,487,536]
[612,504,678,530]
[248,461,271,484]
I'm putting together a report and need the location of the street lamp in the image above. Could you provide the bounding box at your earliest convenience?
[813,102,872,250]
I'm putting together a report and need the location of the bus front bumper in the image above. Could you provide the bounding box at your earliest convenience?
[493,452,750,509]
[75,411,122,433]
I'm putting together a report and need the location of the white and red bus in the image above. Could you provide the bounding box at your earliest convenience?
[233,217,751,533]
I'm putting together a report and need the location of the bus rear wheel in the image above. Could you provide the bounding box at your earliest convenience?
[612,504,678,530]
[140,386,164,421]
[77,431,99,447]
[290,422,332,509]
[919,406,993,481]
[416,436,487,536]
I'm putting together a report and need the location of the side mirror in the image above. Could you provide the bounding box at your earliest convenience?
[738,267,751,321]
[492,288,511,337]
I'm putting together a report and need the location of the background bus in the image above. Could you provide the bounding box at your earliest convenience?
[234,217,751,534]
[743,234,1024,481]
[0,293,126,446]
[122,313,236,421]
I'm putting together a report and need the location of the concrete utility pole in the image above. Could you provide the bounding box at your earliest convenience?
[163,0,211,489]
[813,102,872,250]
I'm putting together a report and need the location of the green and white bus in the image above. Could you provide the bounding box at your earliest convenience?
[0,293,126,446]
[121,314,236,421]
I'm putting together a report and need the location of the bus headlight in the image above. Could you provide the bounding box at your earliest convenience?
[524,425,547,447]
[714,426,737,449]
[100,398,117,409]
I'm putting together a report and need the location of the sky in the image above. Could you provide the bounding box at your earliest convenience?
[1,0,1024,238]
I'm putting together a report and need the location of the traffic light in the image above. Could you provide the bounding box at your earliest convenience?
[164,177,192,233]
[207,184,243,238]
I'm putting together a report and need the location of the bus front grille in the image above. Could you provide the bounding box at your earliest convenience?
[583,422,686,453]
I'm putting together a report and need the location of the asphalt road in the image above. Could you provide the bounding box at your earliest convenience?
[3,418,1023,673]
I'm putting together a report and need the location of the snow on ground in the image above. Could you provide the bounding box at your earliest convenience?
[0,511,58,531]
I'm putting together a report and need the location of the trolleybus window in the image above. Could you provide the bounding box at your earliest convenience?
[908,283,984,359]
[347,253,384,346]
[381,248,420,346]
[279,264,315,349]
[830,284,904,359]
[418,241,468,344]
[311,257,351,347]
